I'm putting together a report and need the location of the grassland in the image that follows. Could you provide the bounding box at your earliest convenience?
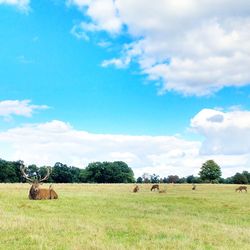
[0,183,249,250]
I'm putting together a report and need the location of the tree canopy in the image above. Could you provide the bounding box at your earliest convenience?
[199,160,222,183]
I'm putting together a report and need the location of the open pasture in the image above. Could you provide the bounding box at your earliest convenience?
[0,184,249,250]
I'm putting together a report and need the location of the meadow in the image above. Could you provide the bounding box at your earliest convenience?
[0,184,249,250]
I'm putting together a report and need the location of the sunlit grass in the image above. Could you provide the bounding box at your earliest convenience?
[0,184,249,250]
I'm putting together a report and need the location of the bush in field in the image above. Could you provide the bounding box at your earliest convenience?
[199,160,222,183]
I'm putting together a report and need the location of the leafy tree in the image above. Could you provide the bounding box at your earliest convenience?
[232,172,248,184]
[199,160,222,183]
[142,173,150,183]
[83,161,134,183]
[167,175,180,183]
[136,177,143,183]
[150,174,160,183]
[51,162,73,183]
[242,171,250,183]
[0,159,21,183]
[162,177,168,183]
[178,177,186,183]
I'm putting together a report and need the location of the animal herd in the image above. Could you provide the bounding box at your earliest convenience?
[19,162,247,200]
[133,184,248,194]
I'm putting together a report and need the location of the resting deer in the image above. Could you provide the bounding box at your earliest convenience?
[20,163,58,200]
[159,189,166,193]
[151,184,159,191]
[235,186,247,192]
[133,185,139,193]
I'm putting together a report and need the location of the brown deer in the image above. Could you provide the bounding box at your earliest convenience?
[151,184,159,191]
[133,185,139,193]
[192,184,196,190]
[20,163,58,200]
[235,186,247,192]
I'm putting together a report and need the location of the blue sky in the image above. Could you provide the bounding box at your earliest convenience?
[0,0,250,177]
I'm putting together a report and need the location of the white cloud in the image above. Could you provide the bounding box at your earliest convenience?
[191,108,250,155]
[69,0,250,96]
[0,0,30,12]
[69,0,122,34]
[0,100,49,121]
[0,115,249,177]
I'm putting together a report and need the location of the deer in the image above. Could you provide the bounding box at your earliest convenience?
[151,184,159,191]
[235,186,247,192]
[20,163,58,200]
[133,185,139,193]
[192,184,196,190]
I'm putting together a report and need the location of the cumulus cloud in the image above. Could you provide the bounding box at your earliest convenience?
[0,100,49,121]
[0,115,250,177]
[191,108,250,155]
[0,0,30,12]
[69,0,250,96]
[69,0,122,34]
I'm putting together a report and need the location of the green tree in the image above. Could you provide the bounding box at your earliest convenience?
[232,172,248,184]
[242,171,250,183]
[150,174,160,183]
[136,177,143,183]
[0,159,21,183]
[84,161,134,183]
[199,160,222,183]
[167,175,180,183]
[51,162,73,183]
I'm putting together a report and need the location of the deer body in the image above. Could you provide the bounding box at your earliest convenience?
[133,185,139,193]
[151,184,159,191]
[235,186,247,192]
[29,184,58,200]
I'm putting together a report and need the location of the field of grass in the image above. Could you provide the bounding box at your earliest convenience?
[0,183,249,250]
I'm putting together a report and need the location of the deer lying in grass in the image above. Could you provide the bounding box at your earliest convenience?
[20,163,58,200]
[235,186,247,192]
[158,189,166,193]
[151,184,159,191]
[133,185,139,193]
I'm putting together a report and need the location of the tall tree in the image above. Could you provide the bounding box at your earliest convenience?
[199,160,222,183]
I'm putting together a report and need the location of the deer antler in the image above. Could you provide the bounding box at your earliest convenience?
[39,167,51,182]
[20,163,34,182]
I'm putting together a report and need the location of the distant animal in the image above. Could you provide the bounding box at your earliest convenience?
[192,184,196,190]
[151,184,159,191]
[235,186,247,192]
[20,162,58,200]
[133,185,139,193]
[158,189,166,193]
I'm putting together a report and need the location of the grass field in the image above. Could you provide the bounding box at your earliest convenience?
[0,184,249,250]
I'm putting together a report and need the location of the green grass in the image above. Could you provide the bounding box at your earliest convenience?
[0,184,249,250]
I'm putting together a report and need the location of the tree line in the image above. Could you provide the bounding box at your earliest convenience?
[0,158,249,184]
[136,160,250,184]
[0,159,135,183]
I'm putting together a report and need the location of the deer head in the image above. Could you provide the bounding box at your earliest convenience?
[20,162,52,199]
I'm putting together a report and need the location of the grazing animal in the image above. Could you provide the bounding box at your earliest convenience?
[151,184,159,191]
[235,186,247,192]
[133,185,139,193]
[192,184,196,190]
[20,163,58,200]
